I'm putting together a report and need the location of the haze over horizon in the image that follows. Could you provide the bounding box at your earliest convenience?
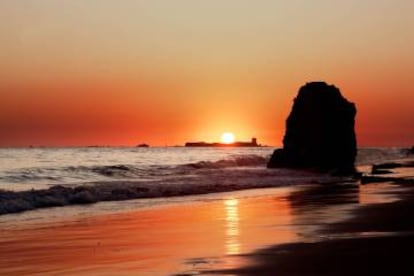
[1,0,414,147]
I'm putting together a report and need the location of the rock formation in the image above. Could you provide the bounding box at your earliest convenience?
[267,82,357,174]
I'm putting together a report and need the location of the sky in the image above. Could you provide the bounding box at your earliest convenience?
[1,0,413,146]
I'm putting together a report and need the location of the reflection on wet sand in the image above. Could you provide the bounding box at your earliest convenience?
[358,183,402,205]
[2,182,397,275]
[0,189,299,275]
[224,198,240,255]
[285,182,405,241]
[206,171,414,276]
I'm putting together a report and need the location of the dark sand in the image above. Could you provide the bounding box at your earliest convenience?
[1,162,413,275]
[207,164,414,275]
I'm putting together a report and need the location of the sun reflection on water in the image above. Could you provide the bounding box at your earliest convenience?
[224,198,240,255]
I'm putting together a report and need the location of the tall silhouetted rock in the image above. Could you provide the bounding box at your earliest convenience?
[268,82,357,174]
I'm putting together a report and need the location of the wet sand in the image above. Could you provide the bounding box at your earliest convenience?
[0,188,302,275]
[208,165,414,275]
[1,164,413,275]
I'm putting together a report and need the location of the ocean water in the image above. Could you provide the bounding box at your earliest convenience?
[0,147,272,191]
[0,147,410,191]
[0,147,411,216]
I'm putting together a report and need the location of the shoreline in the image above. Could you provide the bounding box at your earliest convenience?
[0,169,348,216]
[0,186,304,275]
[0,186,298,229]
[206,165,414,275]
[1,159,414,275]
[0,148,411,216]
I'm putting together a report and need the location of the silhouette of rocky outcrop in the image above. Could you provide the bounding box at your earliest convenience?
[268,82,357,174]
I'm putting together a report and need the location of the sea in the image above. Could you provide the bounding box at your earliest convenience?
[0,147,411,218]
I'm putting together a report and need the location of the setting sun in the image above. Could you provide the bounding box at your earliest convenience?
[221,132,235,144]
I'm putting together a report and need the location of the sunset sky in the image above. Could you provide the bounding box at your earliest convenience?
[1,0,413,146]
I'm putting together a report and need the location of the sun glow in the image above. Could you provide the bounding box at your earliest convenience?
[221,132,235,144]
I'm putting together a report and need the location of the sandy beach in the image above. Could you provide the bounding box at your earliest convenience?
[1,160,413,275]
[0,187,302,275]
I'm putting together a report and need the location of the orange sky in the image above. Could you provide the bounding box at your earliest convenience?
[1,1,413,146]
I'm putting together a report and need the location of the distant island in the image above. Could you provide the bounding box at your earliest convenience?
[136,143,149,148]
[185,138,261,147]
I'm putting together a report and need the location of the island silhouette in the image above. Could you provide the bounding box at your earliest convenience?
[185,137,261,147]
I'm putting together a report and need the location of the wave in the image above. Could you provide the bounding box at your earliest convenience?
[0,167,352,215]
[182,155,268,169]
[0,155,269,184]
[356,148,410,165]
[69,164,149,177]
[2,148,411,185]
[1,149,413,215]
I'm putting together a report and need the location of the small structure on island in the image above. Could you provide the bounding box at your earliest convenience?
[185,137,260,147]
[136,143,149,148]
[267,82,357,174]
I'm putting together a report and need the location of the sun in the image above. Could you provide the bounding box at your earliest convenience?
[221,132,235,144]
